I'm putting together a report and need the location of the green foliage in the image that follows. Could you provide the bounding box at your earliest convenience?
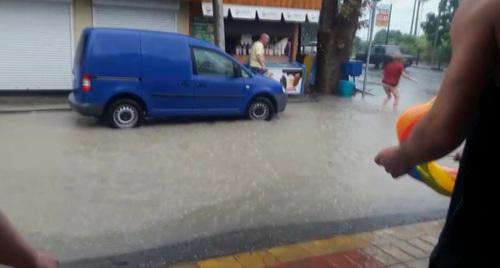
[420,0,459,64]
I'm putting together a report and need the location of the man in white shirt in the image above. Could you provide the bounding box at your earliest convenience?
[250,33,269,75]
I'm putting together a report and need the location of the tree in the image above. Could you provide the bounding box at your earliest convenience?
[421,12,447,47]
[353,36,367,55]
[420,0,459,64]
[315,0,366,94]
[415,36,430,65]
[373,29,402,45]
[372,30,421,55]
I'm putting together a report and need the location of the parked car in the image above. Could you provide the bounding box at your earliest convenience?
[69,28,287,128]
[355,45,414,68]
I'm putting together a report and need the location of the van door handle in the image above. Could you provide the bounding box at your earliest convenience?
[196,83,207,88]
[179,81,189,87]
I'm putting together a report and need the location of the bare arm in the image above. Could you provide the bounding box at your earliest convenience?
[257,53,266,69]
[402,71,416,82]
[0,211,58,268]
[376,0,497,176]
[0,210,38,267]
[400,0,496,164]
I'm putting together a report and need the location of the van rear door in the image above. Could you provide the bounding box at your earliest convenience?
[72,29,90,101]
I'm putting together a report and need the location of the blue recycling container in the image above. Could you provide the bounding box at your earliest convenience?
[338,80,355,97]
[342,60,363,77]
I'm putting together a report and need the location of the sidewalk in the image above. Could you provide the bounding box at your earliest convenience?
[410,65,445,72]
[169,220,444,268]
[0,94,317,113]
[0,95,70,113]
[0,95,316,113]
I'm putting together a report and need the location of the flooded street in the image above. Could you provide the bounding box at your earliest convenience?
[0,68,451,263]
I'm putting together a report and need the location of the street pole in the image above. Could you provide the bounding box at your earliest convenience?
[366,7,372,42]
[410,0,418,35]
[417,0,427,36]
[413,0,422,36]
[431,9,442,66]
[362,0,378,97]
[213,0,225,50]
[385,4,392,45]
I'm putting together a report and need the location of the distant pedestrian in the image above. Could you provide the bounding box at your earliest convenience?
[381,53,417,111]
[250,33,270,75]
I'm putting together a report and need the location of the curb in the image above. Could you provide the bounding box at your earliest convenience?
[0,106,72,114]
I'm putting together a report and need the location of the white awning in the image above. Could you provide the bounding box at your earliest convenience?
[202,2,318,23]
[94,0,179,10]
[257,6,282,21]
[202,2,230,17]
[306,10,320,23]
[282,8,307,22]
[229,5,257,20]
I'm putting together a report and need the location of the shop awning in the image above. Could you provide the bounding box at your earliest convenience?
[200,0,321,10]
[256,6,282,21]
[201,2,319,23]
[201,2,230,18]
[306,10,320,23]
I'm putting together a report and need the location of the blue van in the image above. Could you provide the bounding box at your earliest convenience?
[69,28,287,128]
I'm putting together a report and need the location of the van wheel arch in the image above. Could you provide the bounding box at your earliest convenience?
[104,93,148,117]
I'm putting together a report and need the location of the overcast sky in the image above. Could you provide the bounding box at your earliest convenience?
[356,0,440,40]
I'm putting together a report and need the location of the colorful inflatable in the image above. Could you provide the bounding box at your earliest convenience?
[396,98,456,196]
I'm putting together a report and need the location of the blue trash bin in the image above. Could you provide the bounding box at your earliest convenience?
[342,60,363,77]
[338,80,355,97]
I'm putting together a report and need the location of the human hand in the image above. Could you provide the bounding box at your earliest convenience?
[375,146,415,178]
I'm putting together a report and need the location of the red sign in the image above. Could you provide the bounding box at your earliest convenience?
[376,5,391,27]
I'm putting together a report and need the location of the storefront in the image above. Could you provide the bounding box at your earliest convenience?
[92,0,179,33]
[189,0,320,95]
[0,0,188,92]
[0,0,74,90]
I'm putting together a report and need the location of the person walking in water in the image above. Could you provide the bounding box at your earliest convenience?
[382,53,416,111]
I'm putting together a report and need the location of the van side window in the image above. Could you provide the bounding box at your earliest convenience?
[240,66,250,78]
[192,47,235,77]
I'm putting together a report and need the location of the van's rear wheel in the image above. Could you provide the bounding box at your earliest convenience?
[106,99,143,129]
[248,97,274,121]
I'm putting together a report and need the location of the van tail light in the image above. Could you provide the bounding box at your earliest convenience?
[82,74,91,92]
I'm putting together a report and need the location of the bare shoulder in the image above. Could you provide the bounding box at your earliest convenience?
[452,0,496,28]
[488,0,500,43]
[450,0,497,49]
[472,0,500,84]
[443,0,498,90]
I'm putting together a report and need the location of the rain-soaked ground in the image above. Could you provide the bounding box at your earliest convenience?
[0,68,453,266]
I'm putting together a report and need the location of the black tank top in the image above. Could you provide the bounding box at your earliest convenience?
[430,76,500,267]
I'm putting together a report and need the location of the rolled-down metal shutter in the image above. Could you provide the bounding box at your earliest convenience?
[0,0,73,90]
[93,0,177,33]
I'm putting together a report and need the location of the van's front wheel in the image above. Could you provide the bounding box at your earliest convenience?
[106,99,143,129]
[248,97,275,121]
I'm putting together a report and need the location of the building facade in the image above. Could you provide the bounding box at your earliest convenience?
[0,0,319,91]
[0,0,189,91]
